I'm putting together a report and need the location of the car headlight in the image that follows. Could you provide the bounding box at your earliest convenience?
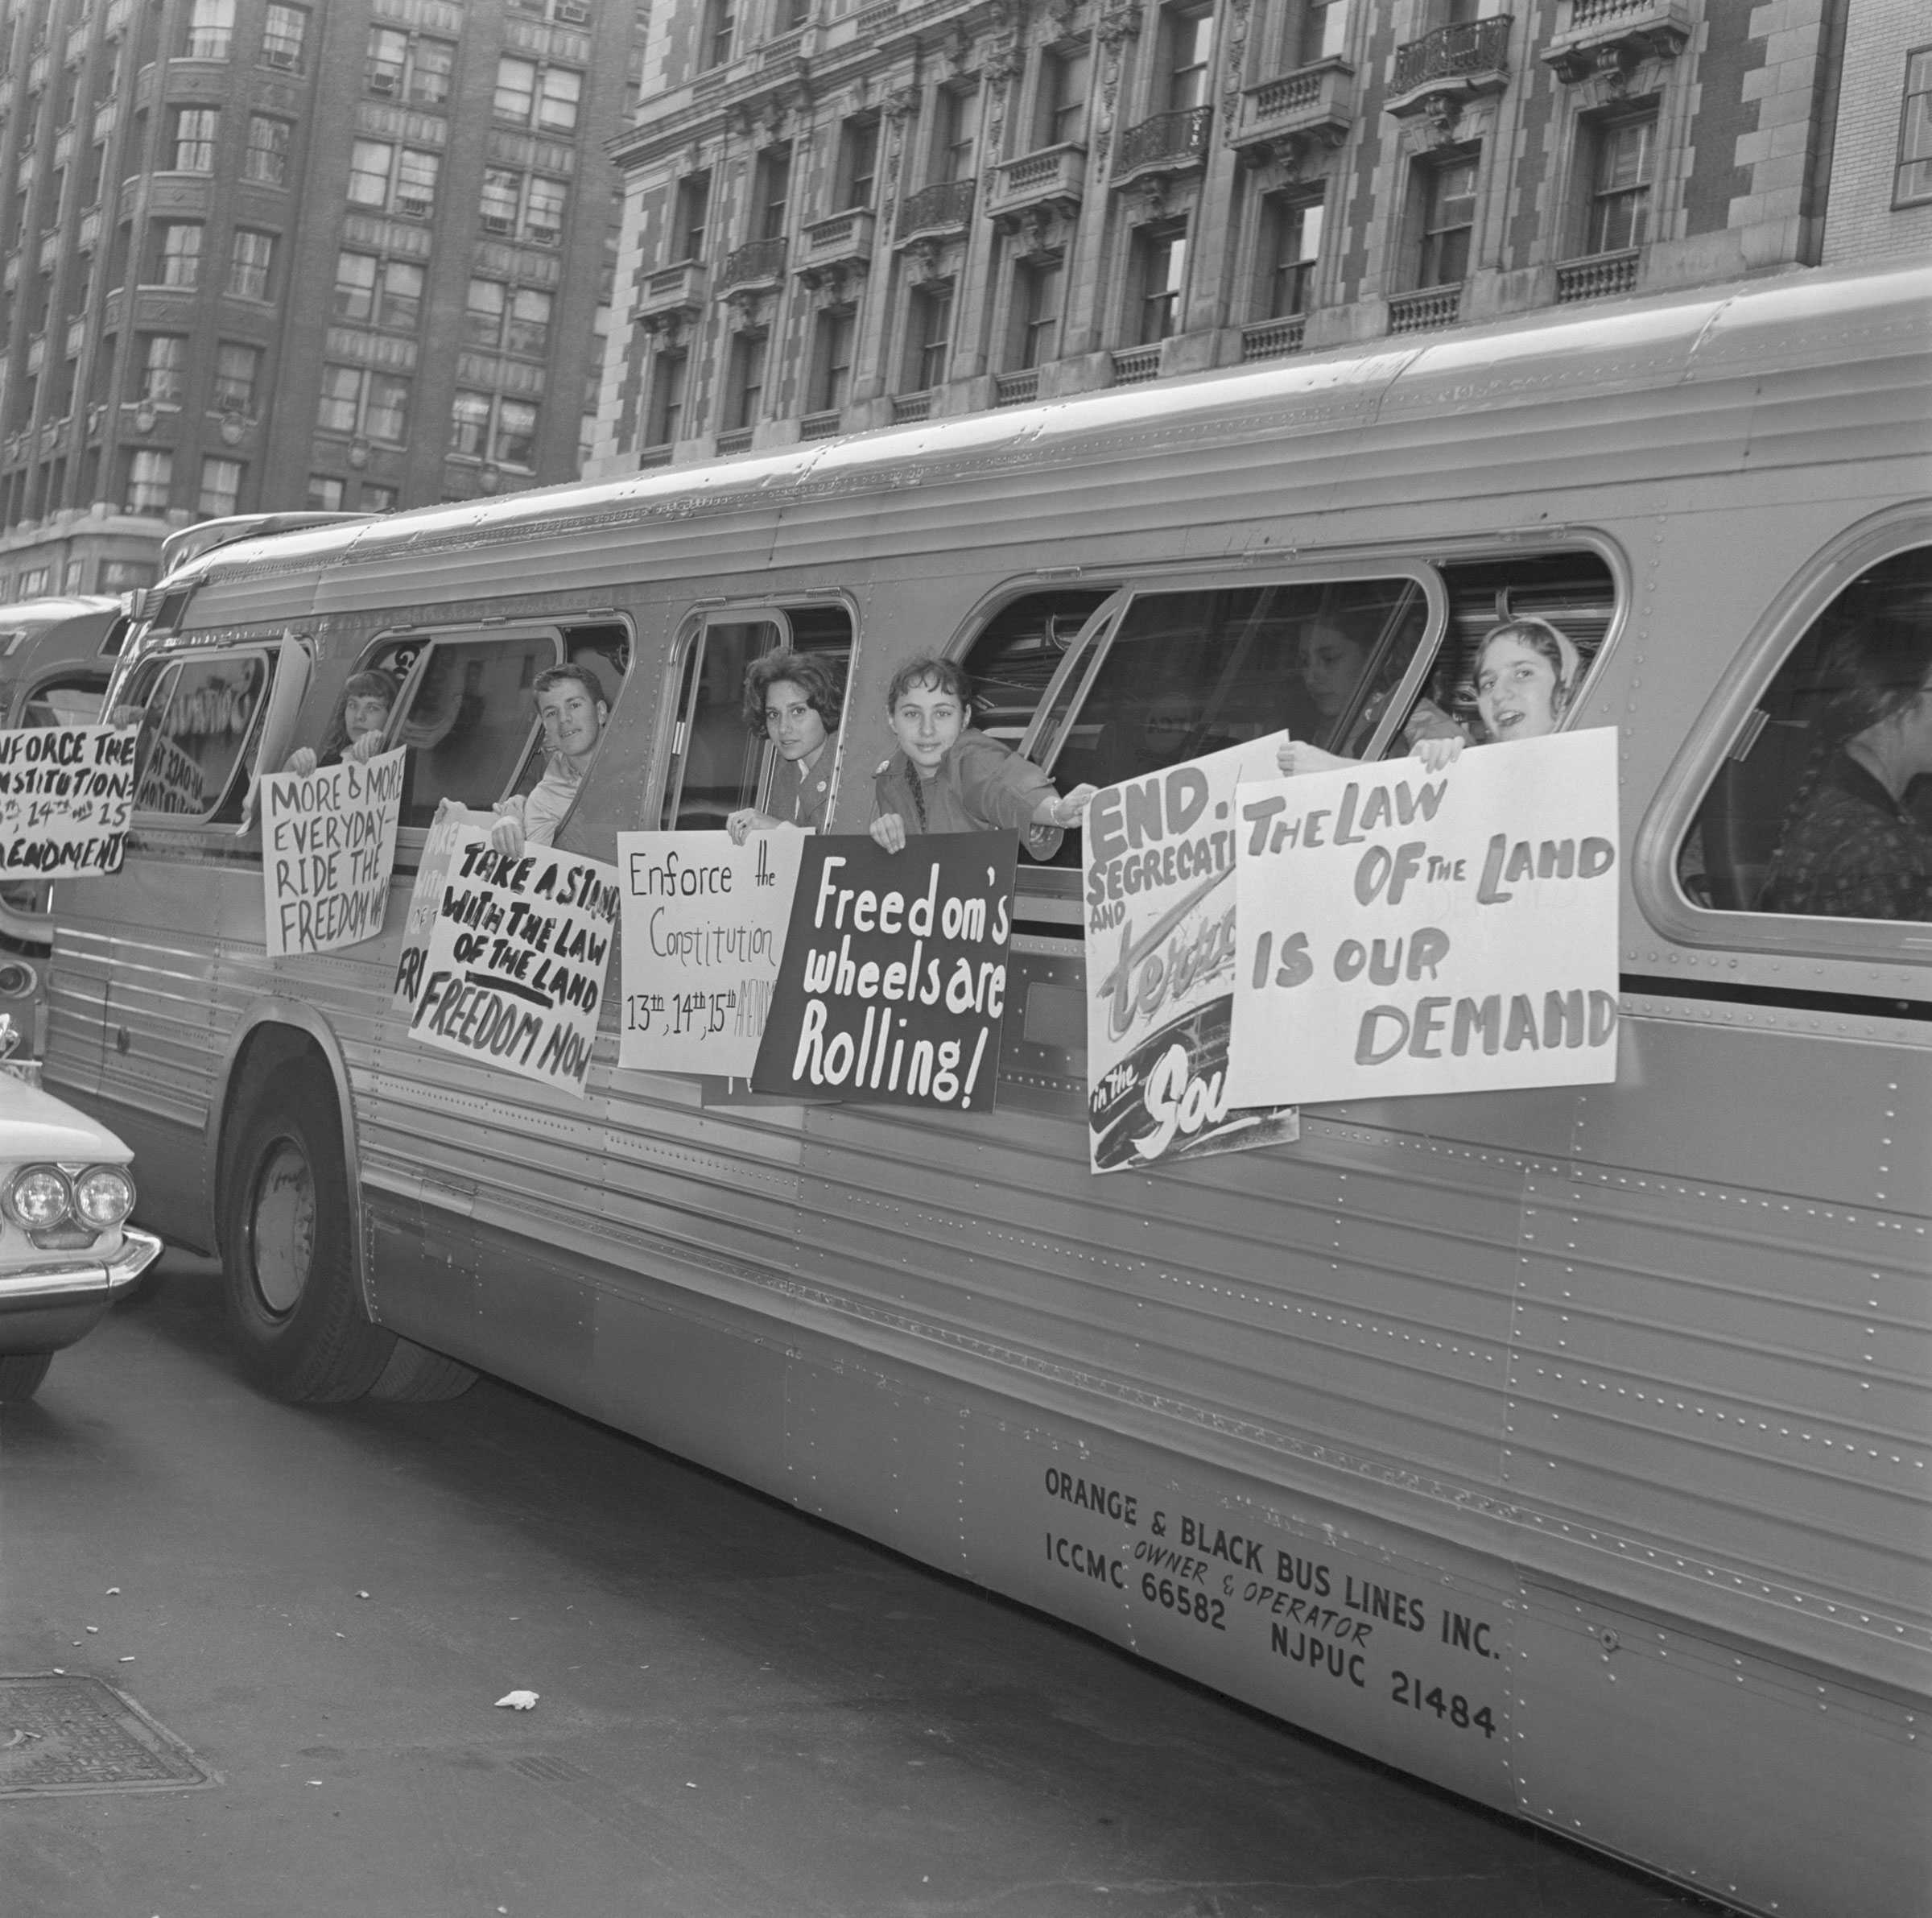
[73,1165,136,1230]
[5,1166,72,1230]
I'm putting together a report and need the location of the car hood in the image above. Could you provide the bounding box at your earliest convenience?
[0,1080,131,1162]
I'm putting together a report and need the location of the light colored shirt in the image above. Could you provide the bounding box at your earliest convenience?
[521,751,582,847]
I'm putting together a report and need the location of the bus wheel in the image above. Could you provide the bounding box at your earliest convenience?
[220,1060,394,1405]
[368,1337,477,1403]
[0,1352,53,1401]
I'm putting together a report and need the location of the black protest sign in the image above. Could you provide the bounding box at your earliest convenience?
[752,833,1017,1110]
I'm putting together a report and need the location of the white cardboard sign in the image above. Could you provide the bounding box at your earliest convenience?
[260,747,405,957]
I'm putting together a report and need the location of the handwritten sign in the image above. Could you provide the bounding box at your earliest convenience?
[752,833,1015,1110]
[408,827,620,1097]
[392,804,487,1012]
[261,748,404,958]
[616,829,805,1077]
[1083,738,1299,1173]
[1226,729,1620,1108]
[0,725,136,876]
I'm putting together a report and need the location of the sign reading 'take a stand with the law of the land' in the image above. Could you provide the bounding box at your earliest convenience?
[408,826,620,1097]
[0,724,137,877]
[1225,728,1620,1110]
[260,748,405,958]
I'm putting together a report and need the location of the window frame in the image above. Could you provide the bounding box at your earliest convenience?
[123,642,281,826]
[1893,43,1932,209]
[242,114,291,186]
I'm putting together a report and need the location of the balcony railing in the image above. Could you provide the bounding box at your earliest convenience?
[986,144,1085,224]
[799,409,841,440]
[718,237,786,290]
[637,444,674,469]
[1232,60,1354,163]
[1114,105,1212,183]
[1544,0,1690,83]
[890,391,933,424]
[1392,17,1511,94]
[1388,285,1462,334]
[993,369,1040,407]
[716,427,754,454]
[1241,316,1306,362]
[895,178,974,242]
[1554,250,1639,303]
[799,209,876,275]
[1110,345,1162,386]
[633,259,706,318]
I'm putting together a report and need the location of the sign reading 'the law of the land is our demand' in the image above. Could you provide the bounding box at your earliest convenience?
[1226,728,1620,1110]
[752,833,1016,1110]
[616,829,806,1077]
[408,826,620,1097]
[260,748,405,958]
[1082,735,1300,1174]
[0,725,136,876]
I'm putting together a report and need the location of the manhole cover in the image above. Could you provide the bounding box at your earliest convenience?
[0,1673,217,1796]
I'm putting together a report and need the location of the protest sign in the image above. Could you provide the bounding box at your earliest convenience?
[0,724,136,876]
[752,833,1015,1110]
[1083,736,1299,1173]
[392,803,488,1011]
[261,747,404,958]
[1225,728,1620,1109]
[408,827,619,1097]
[616,829,806,1077]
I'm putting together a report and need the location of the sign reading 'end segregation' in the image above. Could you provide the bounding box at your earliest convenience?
[752,833,1016,1110]
[261,747,405,958]
[0,724,136,876]
[409,827,620,1097]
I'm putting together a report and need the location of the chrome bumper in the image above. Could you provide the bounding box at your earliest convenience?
[0,1226,163,1307]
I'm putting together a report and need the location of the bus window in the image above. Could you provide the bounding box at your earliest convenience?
[658,606,854,831]
[499,621,636,820]
[128,651,273,820]
[20,672,107,726]
[365,630,564,831]
[959,589,1117,748]
[1683,545,1931,921]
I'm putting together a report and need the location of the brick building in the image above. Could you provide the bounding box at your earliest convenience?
[592,0,1859,474]
[0,0,647,600]
[1822,0,1931,266]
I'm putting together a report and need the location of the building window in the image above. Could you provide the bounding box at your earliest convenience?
[307,473,345,510]
[185,0,234,60]
[349,142,440,218]
[905,283,952,391]
[242,116,291,186]
[936,88,979,183]
[1136,224,1187,342]
[524,176,567,244]
[811,308,855,411]
[317,365,411,444]
[198,456,242,518]
[671,172,710,261]
[1164,8,1214,112]
[1261,192,1323,316]
[483,170,566,243]
[647,352,687,447]
[1583,114,1653,254]
[1011,258,1062,368]
[172,107,218,173]
[1035,45,1090,149]
[449,390,489,457]
[464,279,551,354]
[724,332,766,431]
[465,278,506,346]
[126,448,172,514]
[227,229,275,300]
[450,392,539,468]
[506,287,551,356]
[156,223,203,289]
[261,4,308,72]
[213,341,260,414]
[363,483,398,512]
[368,29,456,105]
[753,145,791,240]
[1291,0,1348,68]
[836,118,878,211]
[1414,151,1477,287]
[1896,48,1932,206]
[138,335,187,406]
[701,0,734,70]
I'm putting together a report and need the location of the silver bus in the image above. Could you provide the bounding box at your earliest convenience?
[45,260,1930,1917]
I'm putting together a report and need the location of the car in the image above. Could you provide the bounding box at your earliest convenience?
[0,1018,160,1402]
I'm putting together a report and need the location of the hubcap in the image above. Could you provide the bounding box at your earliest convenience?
[250,1140,316,1318]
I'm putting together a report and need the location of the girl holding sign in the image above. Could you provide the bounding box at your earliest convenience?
[726,651,843,841]
[283,669,399,779]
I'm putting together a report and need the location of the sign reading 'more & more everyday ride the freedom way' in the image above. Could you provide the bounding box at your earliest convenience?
[0,724,137,877]
[260,748,405,959]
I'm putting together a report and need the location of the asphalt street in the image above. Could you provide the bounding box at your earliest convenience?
[1,1251,1716,1918]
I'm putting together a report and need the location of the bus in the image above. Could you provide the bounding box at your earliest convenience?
[43,260,1930,1918]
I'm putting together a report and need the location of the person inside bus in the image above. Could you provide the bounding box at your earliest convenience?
[1276,618,1467,775]
[725,649,842,842]
[1758,625,1932,921]
[869,656,1097,860]
[282,668,400,778]
[1276,617,1578,777]
[487,661,609,858]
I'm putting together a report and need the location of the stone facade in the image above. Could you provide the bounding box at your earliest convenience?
[592,0,1865,475]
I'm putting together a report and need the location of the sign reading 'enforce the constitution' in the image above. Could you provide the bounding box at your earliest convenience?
[0,724,136,876]
[410,826,620,1097]
[1225,729,1620,1109]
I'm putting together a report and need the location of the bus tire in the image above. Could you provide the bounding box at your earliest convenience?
[0,1351,53,1401]
[367,1337,477,1403]
[220,1060,394,1405]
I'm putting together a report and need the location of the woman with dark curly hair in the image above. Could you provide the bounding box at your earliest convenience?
[283,668,400,778]
[726,649,844,841]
